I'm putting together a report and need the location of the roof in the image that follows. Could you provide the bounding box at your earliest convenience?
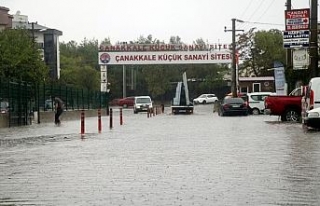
[239,76,274,81]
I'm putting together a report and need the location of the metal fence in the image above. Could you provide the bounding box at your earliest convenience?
[0,79,109,127]
[35,83,108,112]
[0,80,33,127]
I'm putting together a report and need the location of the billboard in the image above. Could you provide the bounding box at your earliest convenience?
[285,8,310,31]
[283,30,309,48]
[293,49,309,70]
[283,8,310,49]
[98,51,232,65]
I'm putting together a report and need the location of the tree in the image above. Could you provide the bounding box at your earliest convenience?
[78,38,99,70]
[59,39,100,90]
[0,29,48,83]
[75,66,100,91]
[237,29,286,77]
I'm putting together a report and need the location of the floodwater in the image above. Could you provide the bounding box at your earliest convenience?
[1,105,320,206]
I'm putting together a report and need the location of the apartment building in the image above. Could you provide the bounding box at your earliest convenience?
[0,7,62,80]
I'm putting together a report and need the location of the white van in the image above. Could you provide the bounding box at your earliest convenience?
[247,92,275,115]
[305,77,320,111]
[133,96,153,114]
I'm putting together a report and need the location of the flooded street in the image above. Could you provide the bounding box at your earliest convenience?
[1,105,320,205]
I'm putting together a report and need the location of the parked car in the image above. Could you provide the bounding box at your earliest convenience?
[0,101,9,114]
[133,96,153,114]
[193,94,218,104]
[224,93,248,102]
[264,87,305,122]
[246,92,275,115]
[304,77,320,111]
[109,98,121,106]
[218,97,249,116]
[303,107,320,129]
[45,99,54,111]
[118,96,135,108]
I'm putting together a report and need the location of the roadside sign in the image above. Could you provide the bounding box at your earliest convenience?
[274,67,286,95]
[283,30,309,48]
[293,49,309,70]
[285,8,310,31]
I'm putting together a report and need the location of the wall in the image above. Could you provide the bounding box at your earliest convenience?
[37,109,108,123]
[239,80,274,93]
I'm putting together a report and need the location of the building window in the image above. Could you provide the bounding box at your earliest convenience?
[253,83,261,92]
[240,87,248,93]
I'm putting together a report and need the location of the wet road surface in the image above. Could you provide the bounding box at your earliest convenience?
[1,105,320,205]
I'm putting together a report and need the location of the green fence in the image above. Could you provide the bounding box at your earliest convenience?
[0,79,109,127]
[35,83,108,111]
[0,80,33,127]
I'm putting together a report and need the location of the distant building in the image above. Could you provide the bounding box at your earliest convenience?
[238,76,275,93]
[1,9,63,80]
[0,6,13,31]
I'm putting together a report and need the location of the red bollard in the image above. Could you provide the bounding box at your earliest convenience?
[120,108,123,125]
[98,109,102,133]
[80,110,85,136]
[109,108,113,129]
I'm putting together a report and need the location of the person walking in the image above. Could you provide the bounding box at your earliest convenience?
[53,97,64,125]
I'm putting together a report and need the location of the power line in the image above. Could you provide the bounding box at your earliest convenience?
[242,20,284,27]
[239,0,255,20]
[246,1,265,22]
[256,0,277,21]
[239,1,266,31]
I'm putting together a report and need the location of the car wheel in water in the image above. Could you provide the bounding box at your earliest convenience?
[252,108,260,115]
[282,109,300,122]
[202,100,206,104]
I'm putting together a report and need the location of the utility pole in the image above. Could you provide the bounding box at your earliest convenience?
[123,64,126,98]
[285,0,292,83]
[309,0,318,77]
[31,22,35,42]
[225,18,244,97]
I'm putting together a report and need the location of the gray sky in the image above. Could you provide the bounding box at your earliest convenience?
[1,0,314,44]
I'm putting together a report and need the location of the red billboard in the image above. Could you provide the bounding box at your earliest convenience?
[285,8,310,31]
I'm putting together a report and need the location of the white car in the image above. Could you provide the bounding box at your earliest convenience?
[303,107,320,129]
[133,96,153,114]
[246,92,275,115]
[193,94,218,104]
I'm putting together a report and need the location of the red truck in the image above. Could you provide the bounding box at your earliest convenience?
[264,87,304,122]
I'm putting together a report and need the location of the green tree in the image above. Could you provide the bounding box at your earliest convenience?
[59,39,100,90]
[75,66,100,91]
[78,38,99,70]
[0,29,48,83]
[237,29,286,76]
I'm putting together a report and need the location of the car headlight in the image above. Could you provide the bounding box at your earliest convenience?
[308,112,320,118]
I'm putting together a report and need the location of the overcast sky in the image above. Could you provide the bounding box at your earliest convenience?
[1,0,314,44]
